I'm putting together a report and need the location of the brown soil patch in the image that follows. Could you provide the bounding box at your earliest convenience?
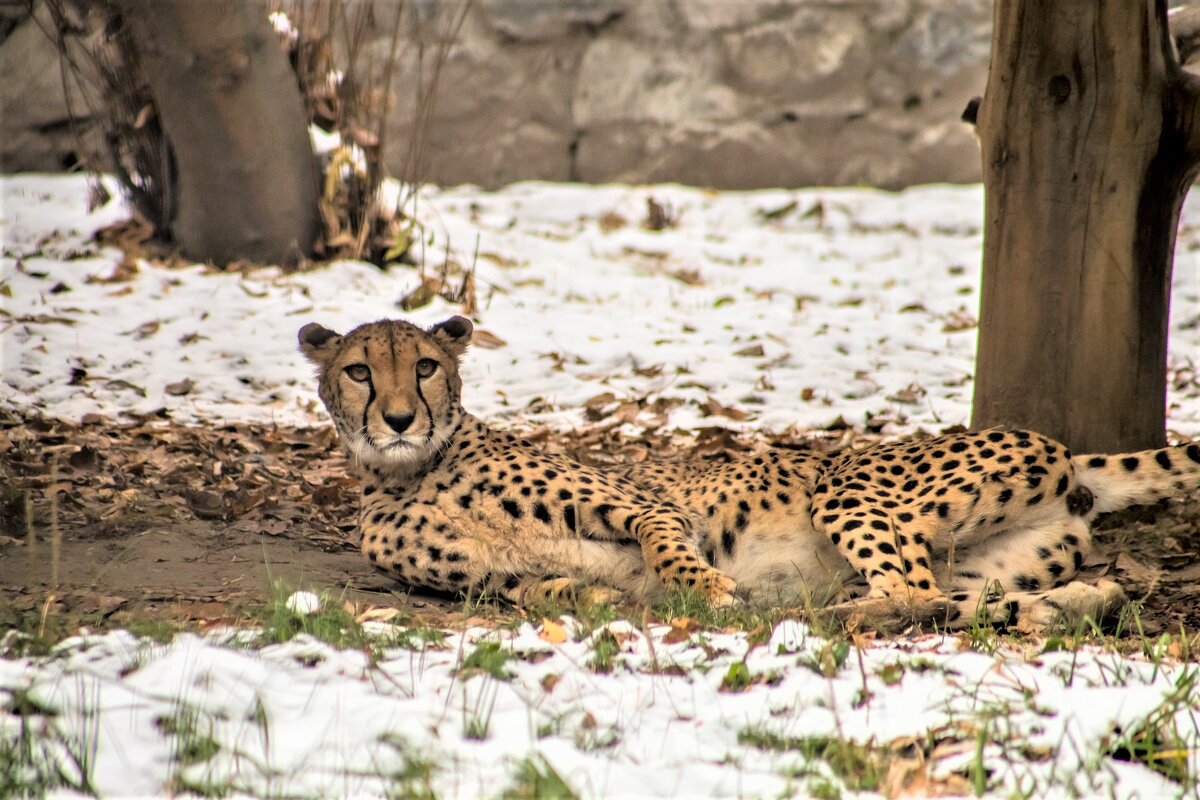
[2,406,1198,637]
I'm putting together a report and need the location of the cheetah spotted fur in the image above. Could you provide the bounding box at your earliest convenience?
[300,316,1200,629]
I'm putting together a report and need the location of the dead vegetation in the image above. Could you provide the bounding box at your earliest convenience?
[38,0,465,270]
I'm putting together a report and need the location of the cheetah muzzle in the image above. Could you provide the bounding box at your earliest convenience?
[301,316,1200,629]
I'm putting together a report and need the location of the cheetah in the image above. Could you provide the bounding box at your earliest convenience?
[300,316,1200,629]
[299,315,737,607]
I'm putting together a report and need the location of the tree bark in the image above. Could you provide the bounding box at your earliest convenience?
[116,0,319,266]
[971,0,1200,453]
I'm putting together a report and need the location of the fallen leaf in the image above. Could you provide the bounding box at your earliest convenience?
[663,616,699,644]
[633,363,664,377]
[238,282,269,298]
[75,592,127,616]
[186,490,226,520]
[68,446,98,470]
[642,197,677,231]
[597,211,626,232]
[104,379,146,397]
[539,618,569,644]
[669,268,705,286]
[734,344,765,358]
[356,606,402,624]
[887,383,926,405]
[756,199,798,221]
[699,396,749,421]
[472,329,507,349]
[1116,552,1162,589]
[165,378,194,396]
[397,276,442,311]
[131,320,160,339]
[941,310,978,332]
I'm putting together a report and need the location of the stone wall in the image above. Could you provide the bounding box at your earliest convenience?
[1,0,992,188]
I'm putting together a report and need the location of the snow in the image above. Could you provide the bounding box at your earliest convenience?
[5,621,1197,798]
[5,174,1199,438]
[5,174,1200,797]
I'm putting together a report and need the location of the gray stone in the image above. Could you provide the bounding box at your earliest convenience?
[674,0,797,32]
[573,37,735,127]
[644,122,819,189]
[479,0,629,41]
[892,1,990,75]
[906,120,981,185]
[5,0,994,188]
[724,11,871,99]
[0,6,85,170]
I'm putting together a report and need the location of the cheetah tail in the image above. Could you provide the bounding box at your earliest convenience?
[1071,442,1200,518]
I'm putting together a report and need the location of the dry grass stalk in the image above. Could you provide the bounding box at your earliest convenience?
[40,0,172,234]
[276,0,442,268]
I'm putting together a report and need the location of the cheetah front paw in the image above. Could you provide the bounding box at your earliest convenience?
[866,582,945,605]
[696,568,738,607]
[577,585,626,606]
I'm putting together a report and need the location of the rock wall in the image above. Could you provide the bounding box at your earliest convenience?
[2,0,991,188]
[0,2,101,173]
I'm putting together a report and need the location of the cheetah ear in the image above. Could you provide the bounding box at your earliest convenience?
[428,315,474,361]
[298,322,342,365]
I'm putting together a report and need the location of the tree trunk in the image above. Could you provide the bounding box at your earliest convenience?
[116,0,318,266]
[971,0,1200,453]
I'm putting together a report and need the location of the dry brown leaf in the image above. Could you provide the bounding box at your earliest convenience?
[734,344,765,358]
[74,592,127,616]
[941,310,978,333]
[887,383,926,405]
[356,606,402,624]
[538,617,569,644]
[670,268,705,286]
[597,211,626,232]
[165,378,195,396]
[1115,552,1162,588]
[132,321,160,339]
[397,276,443,311]
[583,392,617,409]
[699,396,750,421]
[472,329,507,349]
[104,379,146,397]
[663,616,699,644]
[643,197,677,231]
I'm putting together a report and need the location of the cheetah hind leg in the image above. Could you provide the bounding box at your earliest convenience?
[948,579,1127,633]
[820,594,957,635]
[499,576,625,608]
[815,500,945,606]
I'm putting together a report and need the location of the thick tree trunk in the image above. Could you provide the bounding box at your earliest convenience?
[116,0,319,266]
[971,0,1200,453]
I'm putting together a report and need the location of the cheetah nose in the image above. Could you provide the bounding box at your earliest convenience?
[384,412,415,434]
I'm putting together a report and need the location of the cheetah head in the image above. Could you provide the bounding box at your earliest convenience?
[298,316,473,472]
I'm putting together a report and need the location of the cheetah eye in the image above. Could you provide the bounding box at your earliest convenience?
[415,358,438,378]
[344,364,371,382]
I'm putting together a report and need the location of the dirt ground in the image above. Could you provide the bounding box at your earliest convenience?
[4,405,1200,638]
